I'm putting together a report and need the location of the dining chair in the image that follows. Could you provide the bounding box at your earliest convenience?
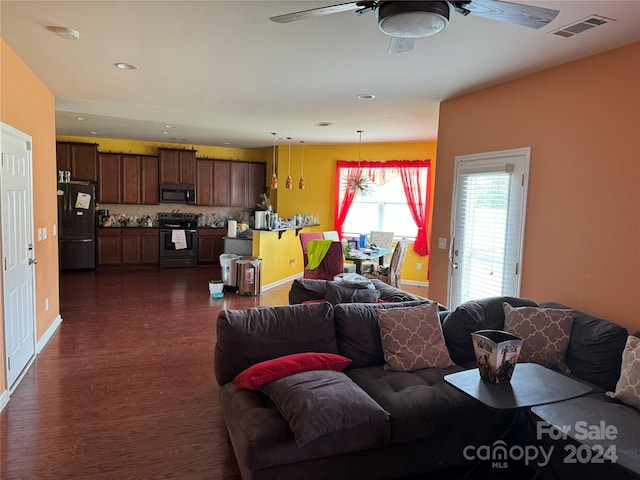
[362,230,394,273]
[364,237,409,288]
[303,240,345,280]
[299,232,324,270]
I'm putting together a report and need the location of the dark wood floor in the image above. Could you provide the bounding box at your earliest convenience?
[1,266,432,479]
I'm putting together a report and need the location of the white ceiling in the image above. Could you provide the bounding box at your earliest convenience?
[2,1,639,149]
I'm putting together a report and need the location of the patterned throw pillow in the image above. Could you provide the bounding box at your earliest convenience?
[503,303,573,372]
[607,336,640,410]
[376,302,453,371]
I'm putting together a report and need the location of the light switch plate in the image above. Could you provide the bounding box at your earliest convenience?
[37,228,42,242]
[438,237,447,250]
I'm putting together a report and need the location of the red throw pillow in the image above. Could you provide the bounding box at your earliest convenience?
[232,352,352,390]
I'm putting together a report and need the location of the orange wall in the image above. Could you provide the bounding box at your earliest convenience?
[430,42,640,331]
[0,39,59,393]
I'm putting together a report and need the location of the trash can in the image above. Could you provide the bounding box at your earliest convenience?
[237,256,262,296]
[219,253,240,291]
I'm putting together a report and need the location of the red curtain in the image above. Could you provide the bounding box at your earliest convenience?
[334,163,362,239]
[400,164,431,255]
[335,159,431,255]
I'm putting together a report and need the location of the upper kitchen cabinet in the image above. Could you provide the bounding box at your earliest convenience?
[98,153,158,204]
[214,160,231,206]
[97,153,121,203]
[158,148,197,184]
[56,142,98,182]
[196,159,232,207]
[230,161,266,208]
[196,159,213,206]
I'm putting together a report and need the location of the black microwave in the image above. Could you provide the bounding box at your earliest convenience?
[159,183,197,204]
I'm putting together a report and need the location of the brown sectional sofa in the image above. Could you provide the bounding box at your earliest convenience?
[214,279,637,480]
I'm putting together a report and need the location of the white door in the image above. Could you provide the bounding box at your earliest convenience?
[1,123,36,389]
[448,147,530,308]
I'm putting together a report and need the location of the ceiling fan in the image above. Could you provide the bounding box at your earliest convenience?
[270,1,560,54]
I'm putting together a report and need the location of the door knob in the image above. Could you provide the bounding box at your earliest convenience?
[29,258,38,265]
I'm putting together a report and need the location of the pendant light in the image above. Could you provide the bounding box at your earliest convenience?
[270,132,278,189]
[285,137,293,189]
[298,141,305,190]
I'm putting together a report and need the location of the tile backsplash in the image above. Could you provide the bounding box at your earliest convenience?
[98,203,254,227]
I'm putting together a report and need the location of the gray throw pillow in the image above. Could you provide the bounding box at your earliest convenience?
[262,370,389,446]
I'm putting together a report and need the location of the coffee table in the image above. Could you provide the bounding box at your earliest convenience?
[532,396,640,476]
[445,363,594,478]
[444,363,593,411]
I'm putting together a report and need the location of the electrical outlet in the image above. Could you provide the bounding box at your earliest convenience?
[289,258,295,265]
[416,263,422,271]
[438,237,447,250]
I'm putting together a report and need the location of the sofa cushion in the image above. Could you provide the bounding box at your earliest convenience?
[606,335,640,410]
[346,366,508,444]
[333,300,432,369]
[442,296,538,366]
[214,302,337,386]
[232,352,351,390]
[262,370,390,447]
[325,282,382,305]
[503,303,573,372]
[219,383,390,472]
[377,303,453,371]
[288,278,328,304]
[540,302,629,392]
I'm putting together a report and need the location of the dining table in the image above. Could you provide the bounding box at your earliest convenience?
[344,247,394,274]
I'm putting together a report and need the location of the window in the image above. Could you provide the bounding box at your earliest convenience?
[343,173,417,238]
[334,160,431,255]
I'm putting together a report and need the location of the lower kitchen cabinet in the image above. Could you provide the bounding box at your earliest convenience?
[98,228,159,266]
[197,229,226,265]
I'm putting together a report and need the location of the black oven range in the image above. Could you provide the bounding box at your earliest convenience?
[157,212,198,268]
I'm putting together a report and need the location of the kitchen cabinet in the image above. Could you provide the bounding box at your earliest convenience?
[158,148,196,185]
[196,159,213,206]
[97,228,121,265]
[98,153,158,204]
[56,142,98,182]
[121,229,159,264]
[97,228,159,266]
[197,229,226,265]
[230,161,266,208]
[214,160,231,206]
[195,159,233,207]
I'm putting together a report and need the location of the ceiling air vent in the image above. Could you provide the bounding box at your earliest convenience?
[550,15,614,38]
[314,122,334,127]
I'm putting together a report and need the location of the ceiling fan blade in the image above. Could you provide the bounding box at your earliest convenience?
[387,37,414,55]
[270,2,364,23]
[464,0,560,29]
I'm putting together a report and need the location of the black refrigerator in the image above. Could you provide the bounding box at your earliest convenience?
[58,182,96,270]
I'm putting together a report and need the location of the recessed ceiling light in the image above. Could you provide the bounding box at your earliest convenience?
[162,131,169,135]
[76,117,86,121]
[46,26,79,40]
[357,94,376,100]
[89,131,98,135]
[114,62,139,70]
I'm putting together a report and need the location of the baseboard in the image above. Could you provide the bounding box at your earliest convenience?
[262,273,302,292]
[0,388,8,412]
[400,280,429,287]
[37,314,63,354]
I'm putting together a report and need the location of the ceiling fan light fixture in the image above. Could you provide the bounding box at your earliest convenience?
[377,1,450,38]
